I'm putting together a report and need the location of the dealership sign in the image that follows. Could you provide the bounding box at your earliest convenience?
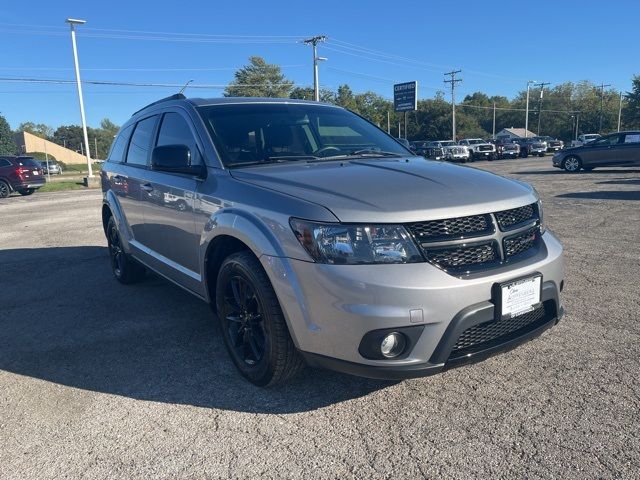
[394,81,418,112]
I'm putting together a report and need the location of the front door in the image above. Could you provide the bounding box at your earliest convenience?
[617,132,640,166]
[579,133,622,167]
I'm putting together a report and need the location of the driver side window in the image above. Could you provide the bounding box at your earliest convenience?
[593,135,620,146]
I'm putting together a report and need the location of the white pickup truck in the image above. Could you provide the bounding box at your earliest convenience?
[571,134,600,148]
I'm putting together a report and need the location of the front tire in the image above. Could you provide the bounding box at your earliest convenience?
[106,216,146,284]
[216,251,304,386]
[563,155,582,173]
[19,189,35,196]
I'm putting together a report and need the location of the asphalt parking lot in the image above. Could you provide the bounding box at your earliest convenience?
[1,157,639,479]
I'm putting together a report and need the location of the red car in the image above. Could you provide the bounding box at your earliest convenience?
[0,156,46,198]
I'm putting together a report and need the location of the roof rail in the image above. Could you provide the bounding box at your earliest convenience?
[132,93,186,116]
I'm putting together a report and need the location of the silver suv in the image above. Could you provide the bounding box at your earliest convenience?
[101,95,565,386]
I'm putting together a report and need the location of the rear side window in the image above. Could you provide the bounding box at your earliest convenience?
[108,124,134,163]
[126,116,157,166]
[0,158,11,167]
[622,133,640,144]
[156,112,201,165]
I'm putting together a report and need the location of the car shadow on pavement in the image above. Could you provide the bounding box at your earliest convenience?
[595,179,640,186]
[514,169,640,175]
[0,246,394,414]
[556,191,640,201]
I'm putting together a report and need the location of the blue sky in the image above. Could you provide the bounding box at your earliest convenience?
[1,0,638,129]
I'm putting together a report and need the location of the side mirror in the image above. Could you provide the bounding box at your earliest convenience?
[151,144,206,177]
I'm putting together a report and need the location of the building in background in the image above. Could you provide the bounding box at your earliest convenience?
[13,131,88,164]
[495,128,538,140]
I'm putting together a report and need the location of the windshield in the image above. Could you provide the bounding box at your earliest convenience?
[197,103,410,167]
[18,158,40,168]
[440,141,455,147]
[467,139,484,144]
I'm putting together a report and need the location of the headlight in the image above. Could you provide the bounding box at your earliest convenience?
[290,219,423,264]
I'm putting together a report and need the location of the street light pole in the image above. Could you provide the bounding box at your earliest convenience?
[525,80,536,138]
[66,18,93,177]
[598,82,611,134]
[617,91,623,132]
[303,36,326,101]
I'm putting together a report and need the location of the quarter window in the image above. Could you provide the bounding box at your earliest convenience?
[0,158,11,167]
[108,124,134,163]
[126,116,157,166]
[622,133,640,144]
[156,112,201,165]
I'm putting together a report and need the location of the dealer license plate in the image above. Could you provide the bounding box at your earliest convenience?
[499,275,541,319]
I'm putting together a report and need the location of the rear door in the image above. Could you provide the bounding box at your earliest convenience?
[118,116,158,244]
[137,110,202,288]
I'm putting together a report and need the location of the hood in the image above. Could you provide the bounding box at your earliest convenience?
[230,157,537,223]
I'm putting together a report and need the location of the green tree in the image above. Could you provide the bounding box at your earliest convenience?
[17,122,53,139]
[623,75,640,129]
[0,115,16,155]
[52,125,84,153]
[290,87,336,102]
[225,56,294,98]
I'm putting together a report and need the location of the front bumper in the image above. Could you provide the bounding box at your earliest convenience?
[262,231,564,378]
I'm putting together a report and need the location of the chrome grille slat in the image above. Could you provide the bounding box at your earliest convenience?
[495,204,536,231]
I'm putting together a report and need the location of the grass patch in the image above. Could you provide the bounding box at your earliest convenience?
[60,162,103,174]
[39,181,86,192]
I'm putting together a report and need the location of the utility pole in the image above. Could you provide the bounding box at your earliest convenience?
[303,36,327,102]
[598,82,611,134]
[94,137,98,159]
[617,91,623,132]
[387,111,390,134]
[492,102,496,139]
[536,82,551,135]
[575,112,580,140]
[525,80,537,138]
[66,18,93,177]
[444,70,462,141]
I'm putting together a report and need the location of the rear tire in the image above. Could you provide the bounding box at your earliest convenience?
[106,216,146,284]
[18,189,35,196]
[216,251,304,386]
[0,180,10,198]
[562,155,582,172]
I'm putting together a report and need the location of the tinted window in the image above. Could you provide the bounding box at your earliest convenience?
[197,104,408,167]
[108,124,134,163]
[156,113,201,165]
[17,158,40,168]
[592,135,620,146]
[126,116,157,166]
[0,158,11,167]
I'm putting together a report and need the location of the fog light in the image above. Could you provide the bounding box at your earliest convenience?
[380,332,406,358]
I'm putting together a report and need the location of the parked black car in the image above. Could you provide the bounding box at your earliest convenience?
[409,141,444,160]
[0,156,46,198]
[493,139,521,159]
[512,138,547,157]
[552,131,640,172]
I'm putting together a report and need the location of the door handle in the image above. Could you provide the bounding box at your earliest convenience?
[141,183,154,192]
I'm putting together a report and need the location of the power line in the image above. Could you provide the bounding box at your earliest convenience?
[444,70,462,141]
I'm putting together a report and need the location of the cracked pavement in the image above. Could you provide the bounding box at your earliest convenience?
[1,158,639,478]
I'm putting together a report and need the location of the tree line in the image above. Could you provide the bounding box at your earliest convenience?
[1,55,639,156]
[226,56,640,141]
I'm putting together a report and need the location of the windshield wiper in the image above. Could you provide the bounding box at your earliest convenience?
[350,149,405,156]
[306,150,405,162]
[226,155,319,168]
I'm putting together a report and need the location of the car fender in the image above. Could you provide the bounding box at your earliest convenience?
[103,190,134,253]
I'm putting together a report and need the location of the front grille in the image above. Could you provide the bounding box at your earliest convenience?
[425,242,498,271]
[407,214,492,242]
[449,304,547,359]
[504,228,539,257]
[478,145,493,152]
[406,203,541,275]
[495,204,536,230]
